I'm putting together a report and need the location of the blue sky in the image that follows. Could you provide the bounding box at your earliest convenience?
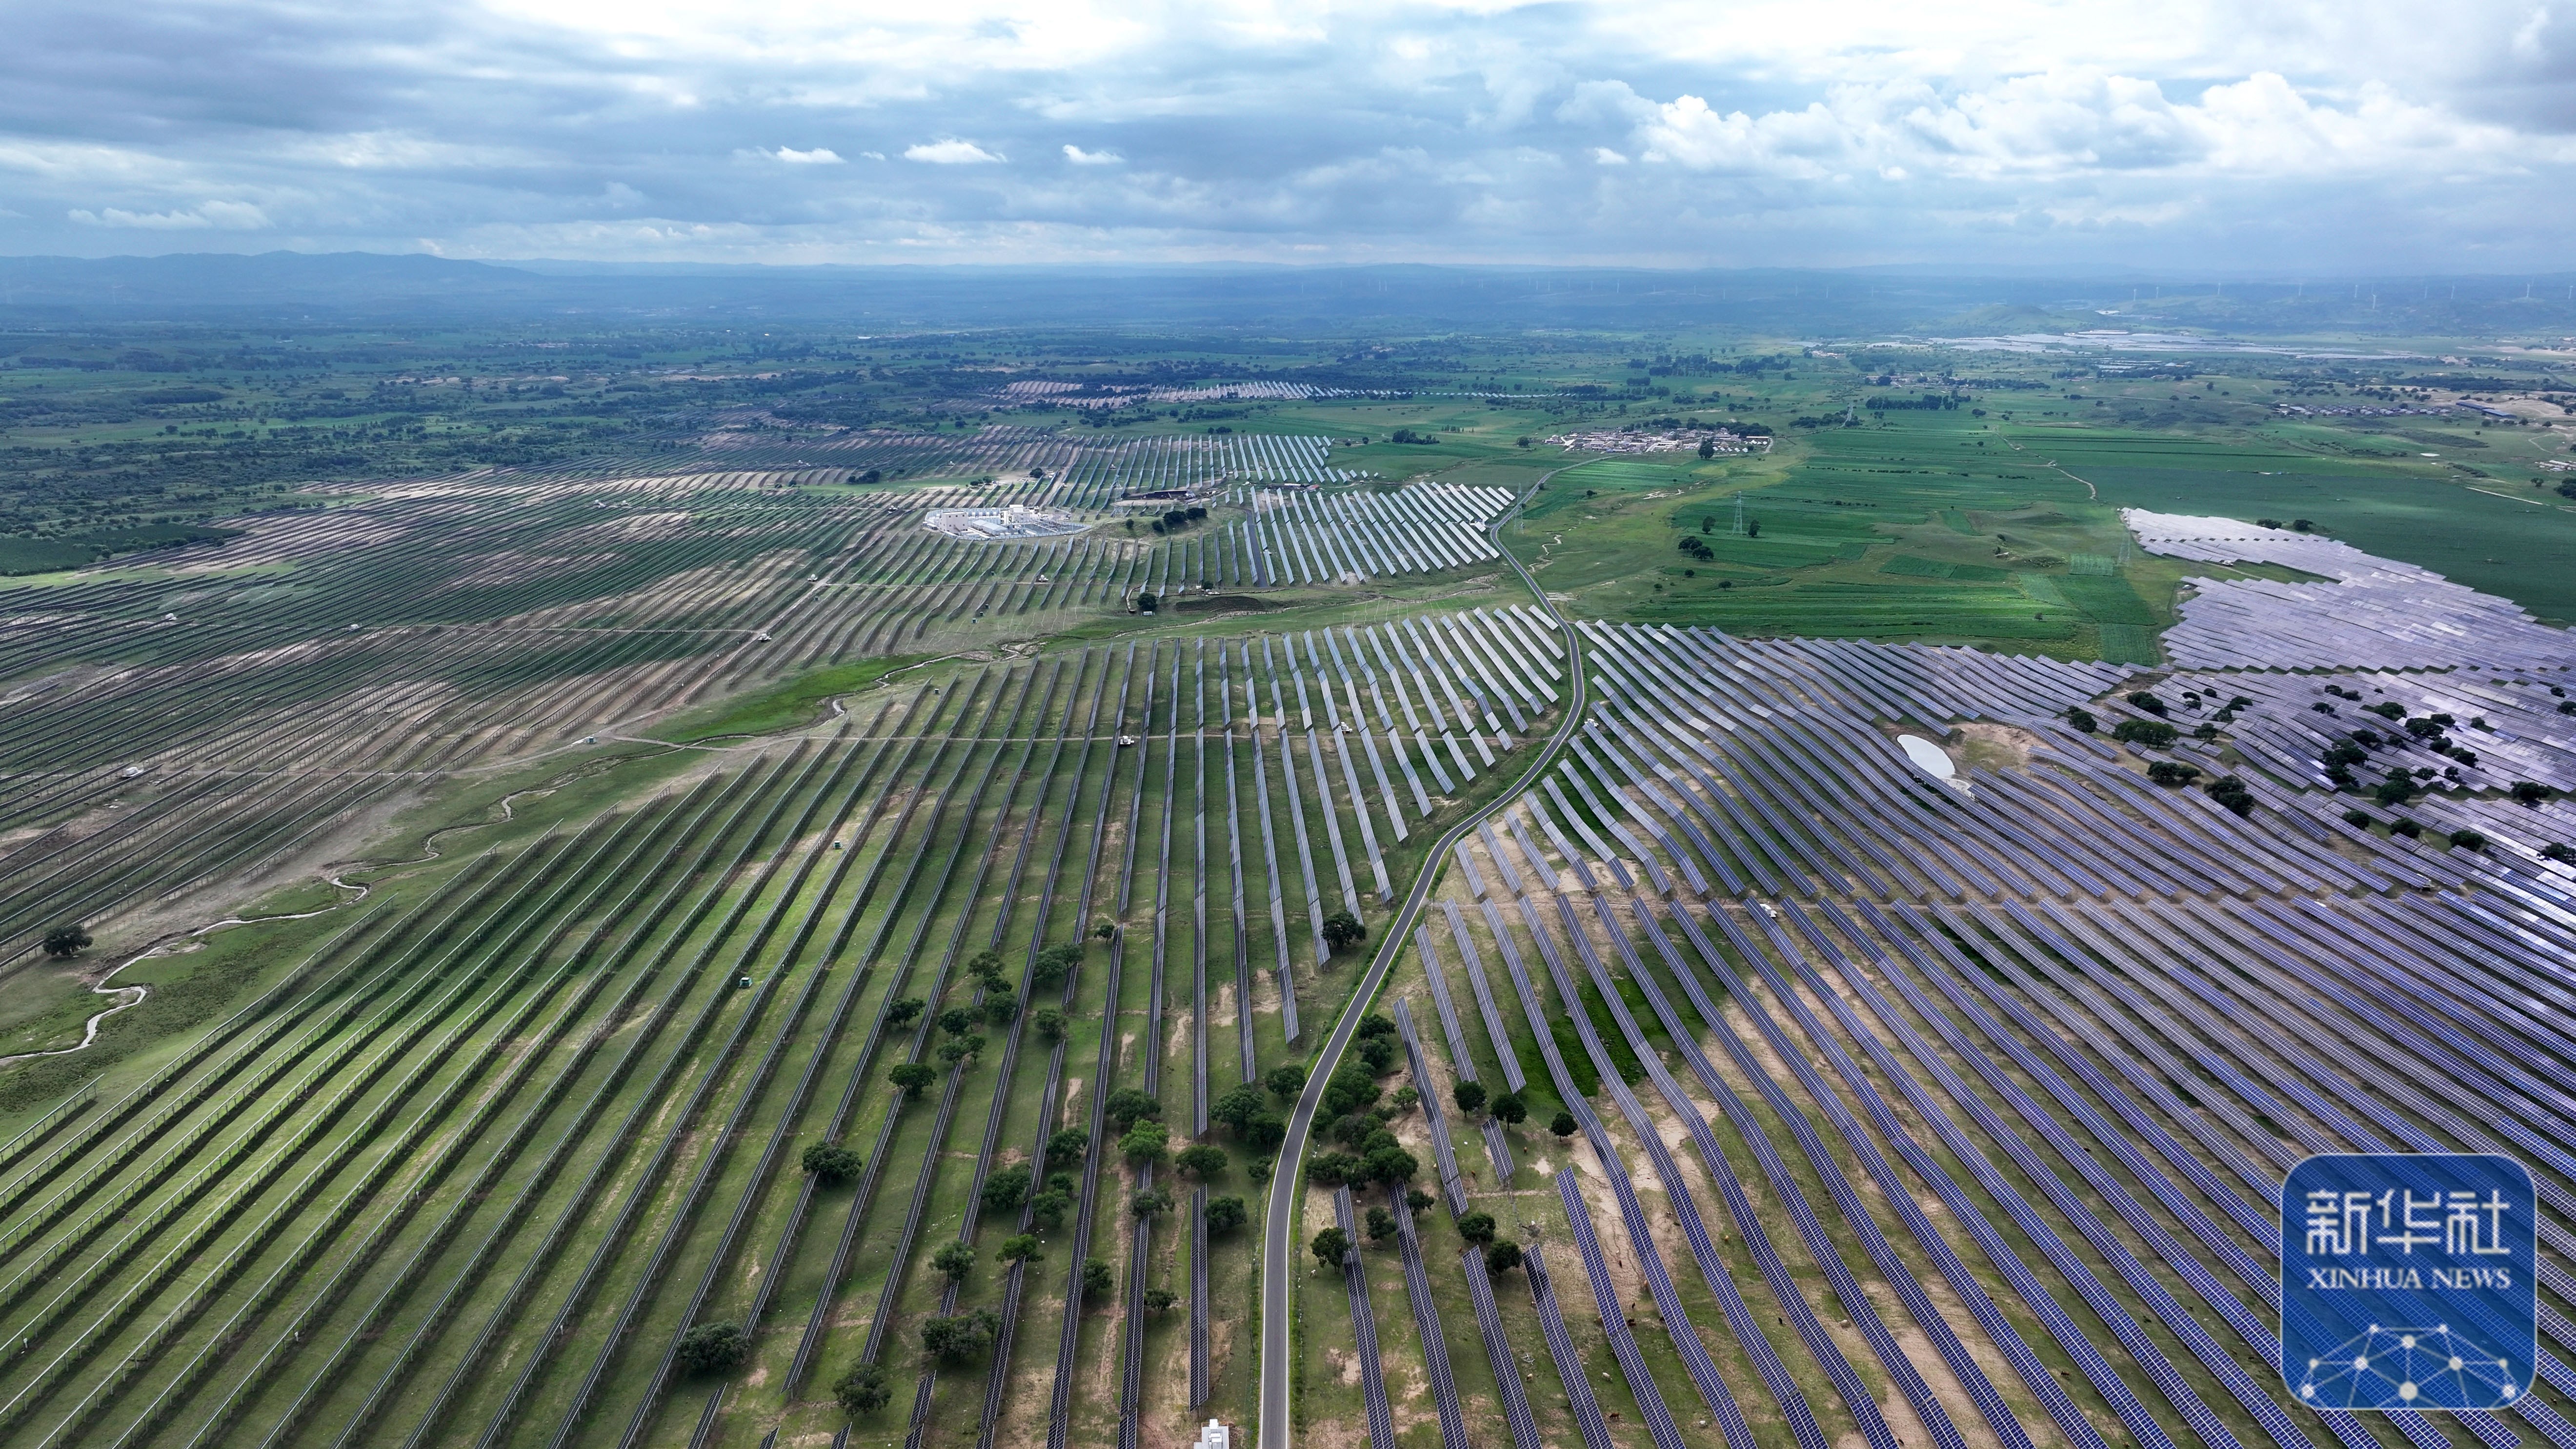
[3,0,2570,270]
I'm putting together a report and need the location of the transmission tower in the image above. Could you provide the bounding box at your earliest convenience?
[1731,490,1748,537]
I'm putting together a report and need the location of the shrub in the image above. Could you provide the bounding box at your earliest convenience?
[1145,1288,1178,1313]
[2375,775,2416,807]
[1265,1063,1308,1099]
[675,1321,749,1374]
[1240,1110,1286,1151]
[982,1164,1031,1212]
[1311,1227,1350,1268]
[2205,776,2254,816]
[40,926,89,959]
[1046,1126,1089,1163]
[1210,1082,1268,1135]
[1132,1188,1172,1218]
[1105,1088,1163,1129]
[920,1308,1000,1359]
[1365,1206,1397,1241]
[1357,1036,1398,1074]
[2063,707,2097,733]
[1030,943,1086,986]
[2391,818,2423,839]
[2126,691,2167,716]
[1321,1063,1381,1118]
[2112,719,2177,748]
[802,1142,863,1184]
[1082,1258,1114,1299]
[1033,1007,1065,1042]
[2450,828,2489,851]
[1406,1187,1434,1213]
[1175,1143,1228,1179]
[2512,781,2552,807]
[1120,1122,1170,1165]
[1207,1195,1248,1233]
[2542,843,2576,864]
[835,1362,893,1414]
[1363,1145,1419,1184]
[2146,761,2201,787]
[1305,1151,1363,1187]
[2342,809,2374,828]
[1389,1085,1419,1113]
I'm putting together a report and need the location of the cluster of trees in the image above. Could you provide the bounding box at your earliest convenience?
[1676,535,1714,564]
[1150,506,1208,536]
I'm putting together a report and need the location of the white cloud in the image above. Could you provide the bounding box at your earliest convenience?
[1590,147,1628,164]
[905,139,1005,164]
[67,200,271,230]
[1062,144,1121,165]
[771,145,843,164]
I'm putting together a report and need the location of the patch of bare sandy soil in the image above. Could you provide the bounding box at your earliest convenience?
[1949,720,2047,774]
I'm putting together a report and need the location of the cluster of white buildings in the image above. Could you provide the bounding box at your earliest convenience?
[1543,427,1772,455]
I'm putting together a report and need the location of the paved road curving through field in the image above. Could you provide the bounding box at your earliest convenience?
[1257,461,1591,1449]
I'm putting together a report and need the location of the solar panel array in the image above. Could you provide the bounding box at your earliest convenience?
[1324,520,2576,1449]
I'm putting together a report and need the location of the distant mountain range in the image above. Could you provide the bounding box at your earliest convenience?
[0,251,2570,334]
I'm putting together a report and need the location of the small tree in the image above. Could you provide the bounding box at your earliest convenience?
[999,1233,1044,1265]
[41,925,90,960]
[802,1142,864,1184]
[1106,1088,1163,1129]
[1046,1126,1090,1162]
[835,1362,893,1415]
[1132,1187,1173,1219]
[1083,1258,1115,1300]
[982,1164,1032,1212]
[1120,1121,1171,1166]
[982,989,1018,1026]
[2450,828,2489,851]
[1321,910,1368,954]
[1146,1287,1178,1313]
[932,1240,977,1284]
[1456,1210,1497,1246]
[1549,1110,1578,1139]
[1266,1063,1308,1099]
[1211,1081,1268,1135]
[1207,1195,1248,1233]
[1484,1240,1524,1274]
[1406,1187,1435,1213]
[885,997,926,1028]
[675,1322,749,1374]
[1452,1080,1488,1115]
[1363,1145,1418,1184]
[1175,1143,1229,1179]
[1365,1206,1397,1242]
[1490,1092,1527,1126]
[2512,781,2552,807]
[2542,843,2576,864]
[937,1007,976,1037]
[889,1063,937,1099]
[936,1034,985,1067]
[920,1309,1000,1360]
[1033,1007,1066,1042]
[1027,1189,1071,1229]
[1311,1226,1351,1268]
